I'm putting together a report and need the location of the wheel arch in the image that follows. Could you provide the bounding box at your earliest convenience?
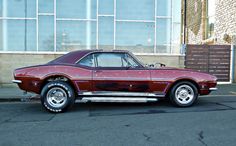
[40,74,78,95]
[166,78,200,97]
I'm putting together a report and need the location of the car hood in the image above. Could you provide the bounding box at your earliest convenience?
[151,66,217,81]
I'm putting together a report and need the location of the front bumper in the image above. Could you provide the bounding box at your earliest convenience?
[12,80,22,84]
[209,87,217,91]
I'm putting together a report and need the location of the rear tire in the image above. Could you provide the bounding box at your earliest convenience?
[169,81,198,107]
[40,81,75,113]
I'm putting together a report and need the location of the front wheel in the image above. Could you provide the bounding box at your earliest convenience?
[40,81,75,113]
[169,81,198,107]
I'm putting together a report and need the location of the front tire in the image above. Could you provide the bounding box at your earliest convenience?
[41,81,75,113]
[169,81,198,107]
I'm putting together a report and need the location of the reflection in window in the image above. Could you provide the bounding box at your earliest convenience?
[39,16,54,51]
[0,20,36,51]
[98,0,114,15]
[96,53,125,67]
[57,0,97,19]
[0,0,36,17]
[117,0,154,20]
[124,54,139,67]
[206,0,215,38]
[98,17,114,50]
[172,0,181,53]
[56,21,96,51]
[156,19,171,53]
[39,0,54,13]
[116,22,154,53]
[0,1,2,17]
[156,0,171,16]
[79,54,95,67]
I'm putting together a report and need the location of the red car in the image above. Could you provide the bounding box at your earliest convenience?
[13,50,217,113]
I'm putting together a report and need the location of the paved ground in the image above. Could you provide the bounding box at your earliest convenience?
[0,84,236,146]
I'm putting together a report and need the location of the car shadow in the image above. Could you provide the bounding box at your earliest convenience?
[70,98,236,117]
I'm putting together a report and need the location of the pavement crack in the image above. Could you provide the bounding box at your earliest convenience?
[143,133,151,142]
[215,102,235,109]
[198,131,207,146]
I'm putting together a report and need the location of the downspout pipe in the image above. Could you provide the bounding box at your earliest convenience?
[183,0,187,44]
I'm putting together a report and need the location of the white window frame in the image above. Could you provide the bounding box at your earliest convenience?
[0,0,182,55]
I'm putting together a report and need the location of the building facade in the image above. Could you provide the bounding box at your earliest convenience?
[0,0,184,86]
[185,0,236,82]
[186,0,236,45]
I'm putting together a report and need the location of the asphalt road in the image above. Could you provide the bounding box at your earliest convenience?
[0,95,236,146]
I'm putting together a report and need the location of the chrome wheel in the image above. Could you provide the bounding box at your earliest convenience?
[46,87,68,108]
[175,84,194,105]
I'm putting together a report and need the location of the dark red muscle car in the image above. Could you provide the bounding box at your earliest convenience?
[13,50,217,113]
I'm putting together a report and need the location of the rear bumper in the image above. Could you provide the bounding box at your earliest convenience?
[12,80,22,84]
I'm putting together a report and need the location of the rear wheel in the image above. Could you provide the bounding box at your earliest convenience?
[41,81,75,113]
[169,81,198,107]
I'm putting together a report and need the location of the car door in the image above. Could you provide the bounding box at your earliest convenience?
[92,52,151,92]
[123,53,151,92]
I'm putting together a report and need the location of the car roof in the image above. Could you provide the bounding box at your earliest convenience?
[48,49,131,64]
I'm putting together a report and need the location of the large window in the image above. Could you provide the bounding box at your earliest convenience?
[0,19,36,51]
[117,0,155,20]
[0,0,181,54]
[116,22,155,53]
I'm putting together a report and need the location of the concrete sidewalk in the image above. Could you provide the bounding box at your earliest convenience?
[0,84,236,102]
[0,87,38,102]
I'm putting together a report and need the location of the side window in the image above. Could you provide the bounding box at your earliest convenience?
[78,54,95,67]
[95,53,125,67]
[123,54,140,68]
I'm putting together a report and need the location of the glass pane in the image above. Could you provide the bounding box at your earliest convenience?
[78,54,95,67]
[116,22,154,53]
[0,20,36,51]
[39,16,54,51]
[96,53,124,67]
[98,0,114,15]
[172,23,181,44]
[39,0,54,13]
[172,23,181,53]
[117,0,155,20]
[156,18,171,53]
[172,0,181,22]
[98,17,114,50]
[156,0,171,16]
[207,17,215,38]
[0,1,2,17]
[56,21,96,52]
[57,0,97,19]
[0,0,36,17]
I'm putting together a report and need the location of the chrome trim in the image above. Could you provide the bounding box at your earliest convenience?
[77,97,158,103]
[12,80,22,84]
[79,91,165,97]
[209,88,218,91]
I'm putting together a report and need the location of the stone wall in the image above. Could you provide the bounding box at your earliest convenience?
[215,0,236,44]
[186,0,236,83]
[0,53,185,87]
[186,0,205,44]
[186,0,236,45]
